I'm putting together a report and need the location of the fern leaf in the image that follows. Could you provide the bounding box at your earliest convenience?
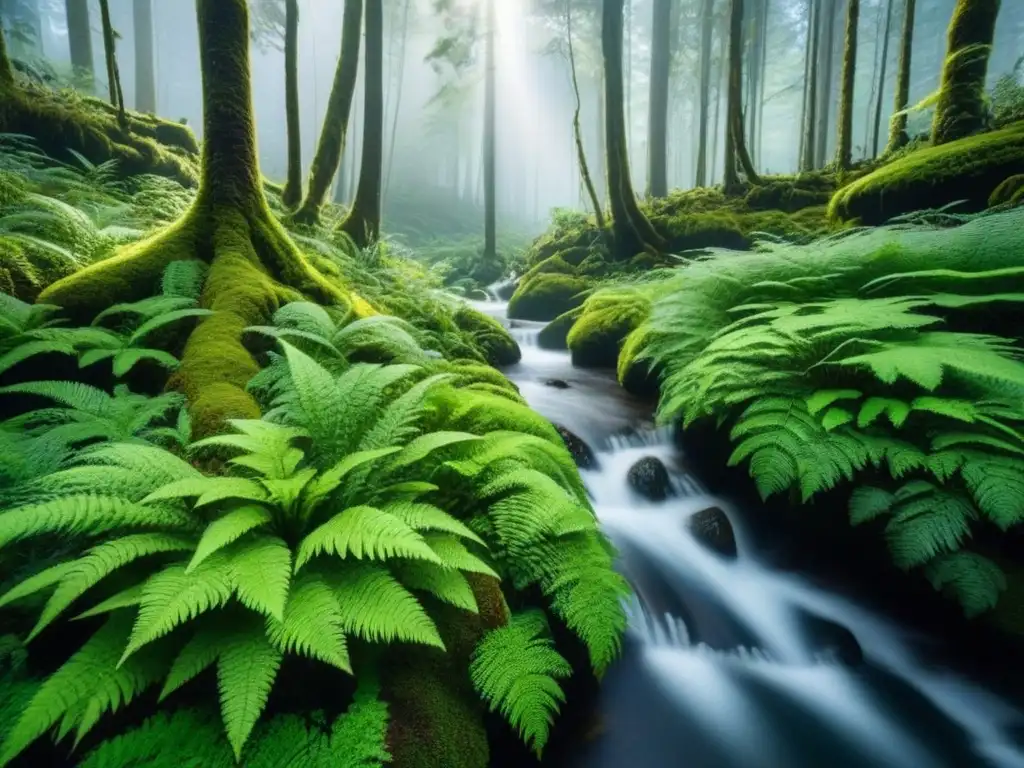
[188,505,272,573]
[848,486,895,525]
[265,573,351,672]
[112,348,179,377]
[885,489,975,570]
[391,431,482,470]
[857,397,910,428]
[73,584,145,619]
[359,373,452,450]
[961,460,1024,529]
[924,552,1006,618]
[0,561,78,609]
[225,536,292,621]
[143,477,268,507]
[385,501,485,545]
[426,534,500,579]
[821,407,855,432]
[0,339,76,376]
[806,389,860,416]
[160,621,235,701]
[295,506,441,571]
[911,396,978,423]
[545,566,629,676]
[302,447,403,511]
[217,623,282,759]
[129,308,214,344]
[391,561,479,613]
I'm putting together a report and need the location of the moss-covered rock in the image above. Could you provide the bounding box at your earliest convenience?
[829,122,1024,225]
[538,306,583,350]
[452,307,521,367]
[507,273,591,322]
[616,325,660,398]
[567,294,649,369]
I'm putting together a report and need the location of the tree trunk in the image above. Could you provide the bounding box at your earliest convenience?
[41,0,343,438]
[814,0,837,168]
[98,0,126,129]
[754,0,770,162]
[567,0,606,233]
[602,0,665,257]
[870,0,894,157]
[483,0,496,262]
[133,0,156,114]
[0,17,13,87]
[931,0,1001,145]
[726,0,761,190]
[293,0,363,224]
[695,0,714,187]
[65,0,94,90]
[835,0,859,169]
[886,0,915,152]
[646,0,671,197]
[596,77,607,205]
[341,0,383,247]
[281,0,302,209]
[383,0,411,200]
[799,0,818,171]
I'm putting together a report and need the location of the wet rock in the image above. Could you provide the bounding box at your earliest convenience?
[801,615,864,666]
[495,279,518,300]
[687,506,737,559]
[544,378,571,389]
[554,424,599,470]
[627,456,672,502]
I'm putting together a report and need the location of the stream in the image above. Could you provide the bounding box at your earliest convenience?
[471,298,1024,768]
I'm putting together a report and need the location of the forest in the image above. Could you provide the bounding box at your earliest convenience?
[0,0,1022,766]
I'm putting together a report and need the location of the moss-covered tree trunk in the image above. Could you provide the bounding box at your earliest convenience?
[646,0,671,198]
[133,0,156,113]
[341,0,383,247]
[601,0,665,258]
[835,0,858,169]
[281,0,302,209]
[695,0,714,187]
[293,0,362,225]
[726,0,761,191]
[64,0,93,90]
[0,17,13,87]
[40,0,343,438]
[483,0,496,262]
[931,0,1001,146]
[885,0,915,152]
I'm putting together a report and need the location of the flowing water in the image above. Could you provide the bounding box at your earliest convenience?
[471,297,1024,768]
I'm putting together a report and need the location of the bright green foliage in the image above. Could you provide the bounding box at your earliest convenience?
[507,273,592,322]
[470,610,572,757]
[638,207,1024,616]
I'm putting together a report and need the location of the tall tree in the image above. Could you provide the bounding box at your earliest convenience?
[602,0,664,257]
[870,0,895,157]
[835,0,859,169]
[886,0,916,152]
[725,0,761,190]
[42,0,343,437]
[931,0,1001,145]
[695,0,715,187]
[383,0,411,199]
[133,0,156,113]
[98,0,125,127]
[293,0,363,224]
[813,0,838,168]
[646,0,671,197]
[483,0,496,262]
[281,0,302,208]
[64,0,93,89]
[567,0,605,231]
[341,0,384,247]
[799,0,819,171]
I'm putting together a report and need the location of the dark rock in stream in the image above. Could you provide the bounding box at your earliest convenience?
[626,457,673,502]
[687,506,738,559]
[545,378,571,389]
[800,614,864,666]
[554,424,599,470]
[495,279,518,300]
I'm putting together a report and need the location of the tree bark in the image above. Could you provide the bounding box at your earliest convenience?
[695,0,714,187]
[65,0,94,90]
[647,0,671,197]
[567,0,606,233]
[98,0,126,129]
[0,17,13,87]
[383,0,411,200]
[931,0,1001,145]
[886,0,915,152]
[835,0,859,169]
[726,0,761,190]
[602,0,665,258]
[813,0,838,168]
[870,0,894,157]
[294,0,363,224]
[799,0,818,171]
[281,0,302,209]
[341,0,383,247]
[483,0,496,262]
[133,0,156,114]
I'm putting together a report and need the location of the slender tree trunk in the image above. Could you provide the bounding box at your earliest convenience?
[98,0,126,128]
[0,18,14,87]
[483,0,496,261]
[647,0,671,197]
[65,0,93,90]
[695,0,714,187]
[133,0,156,113]
[726,0,761,189]
[567,0,605,232]
[596,77,607,205]
[602,0,665,257]
[294,0,363,224]
[814,0,837,168]
[870,0,894,157]
[383,0,411,199]
[799,0,817,171]
[755,0,770,162]
[835,0,859,169]
[281,0,302,208]
[710,44,725,182]
[886,0,915,152]
[342,0,383,247]
[931,0,1002,145]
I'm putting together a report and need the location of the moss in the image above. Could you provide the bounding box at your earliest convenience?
[829,122,1024,225]
[445,361,521,397]
[507,273,591,322]
[452,307,521,367]
[989,174,1024,207]
[519,255,576,285]
[567,295,649,369]
[617,325,659,397]
[537,306,584,350]
[430,387,563,446]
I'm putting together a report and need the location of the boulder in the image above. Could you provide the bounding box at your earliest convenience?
[544,378,570,389]
[687,506,737,559]
[506,273,591,322]
[626,456,672,502]
[554,424,599,470]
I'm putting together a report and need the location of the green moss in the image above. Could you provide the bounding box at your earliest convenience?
[829,122,1024,225]
[507,273,591,322]
[430,387,563,446]
[537,306,584,350]
[989,174,1024,207]
[519,254,576,284]
[443,361,522,400]
[617,325,659,397]
[452,307,521,367]
[567,294,649,369]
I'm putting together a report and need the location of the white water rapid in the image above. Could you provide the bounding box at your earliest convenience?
[471,297,1024,768]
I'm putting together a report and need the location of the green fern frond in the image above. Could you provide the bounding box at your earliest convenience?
[806,389,861,415]
[265,573,351,672]
[961,459,1024,529]
[216,622,283,759]
[160,621,235,701]
[884,486,976,570]
[224,536,292,621]
[857,397,910,428]
[392,561,479,613]
[296,505,441,570]
[924,552,1006,618]
[849,486,896,524]
[545,565,629,676]
[188,506,273,573]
